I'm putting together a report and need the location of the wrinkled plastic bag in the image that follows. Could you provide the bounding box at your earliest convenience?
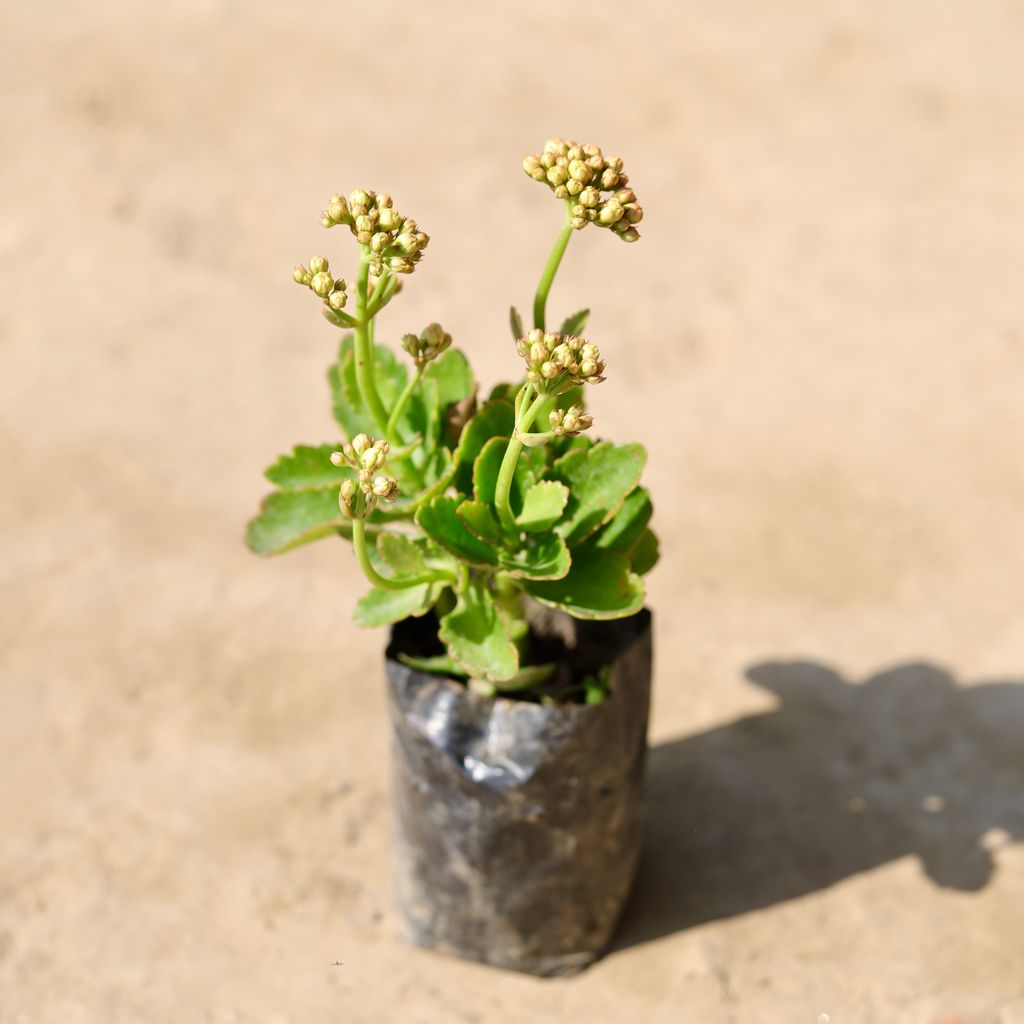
[385,609,653,976]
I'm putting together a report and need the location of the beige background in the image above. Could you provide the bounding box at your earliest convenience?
[2,2,1023,1021]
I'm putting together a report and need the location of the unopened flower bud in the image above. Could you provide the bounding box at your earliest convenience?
[309,255,329,274]
[598,200,623,225]
[378,207,401,231]
[293,265,310,284]
[328,289,347,310]
[330,451,347,467]
[327,195,349,223]
[338,478,359,518]
[371,475,399,501]
[389,256,413,274]
[549,404,594,437]
[350,433,372,455]
[623,203,644,224]
[310,271,334,297]
[546,164,568,186]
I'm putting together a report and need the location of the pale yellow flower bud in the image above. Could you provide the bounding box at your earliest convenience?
[309,255,329,274]
[371,475,399,501]
[328,288,347,310]
[310,271,334,297]
[338,478,359,519]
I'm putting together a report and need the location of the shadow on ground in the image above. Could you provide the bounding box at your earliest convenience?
[614,661,1024,948]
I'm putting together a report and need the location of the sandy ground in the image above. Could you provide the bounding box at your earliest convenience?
[2,2,1023,1021]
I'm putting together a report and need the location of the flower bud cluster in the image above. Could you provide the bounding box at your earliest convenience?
[522,139,643,242]
[549,404,594,437]
[401,323,452,368]
[330,434,399,517]
[515,329,606,393]
[320,189,429,276]
[293,255,348,310]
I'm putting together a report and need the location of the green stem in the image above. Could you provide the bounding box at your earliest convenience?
[494,386,551,533]
[366,268,393,318]
[386,366,424,438]
[353,257,390,433]
[352,518,453,591]
[533,208,574,330]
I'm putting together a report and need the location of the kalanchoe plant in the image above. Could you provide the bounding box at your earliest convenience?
[247,139,659,700]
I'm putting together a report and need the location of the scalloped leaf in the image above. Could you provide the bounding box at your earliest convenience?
[453,400,515,494]
[516,480,569,532]
[594,487,653,553]
[424,348,475,409]
[438,578,519,682]
[377,533,427,575]
[630,527,660,576]
[416,495,498,566]
[456,500,503,544]
[245,487,350,556]
[499,533,571,580]
[551,441,647,547]
[524,544,644,620]
[265,444,349,489]
[354,582,440,628]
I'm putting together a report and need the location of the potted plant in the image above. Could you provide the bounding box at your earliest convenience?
[246,139,659,976]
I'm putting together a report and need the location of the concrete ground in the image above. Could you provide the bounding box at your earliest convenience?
[2,2,1023,1021]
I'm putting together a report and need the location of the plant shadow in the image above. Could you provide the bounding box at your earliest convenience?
[613,660,1024,949]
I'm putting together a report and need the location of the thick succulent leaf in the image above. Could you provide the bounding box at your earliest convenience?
[488,381,520,404]
[496,662,557,692]
[551,441,647,547]
[559,308,590,336]
[398,651,468,677]
[377,533,427,575]
[453,400,514,493]
[471,436,537,516]
[548,433,593,461]
[509,305,524,341]
[524,544,645,620]
[425,348,475,409]
[630,528,660,576]
[439,578,519,682]
[354,582,439,628]
[416,495,498,566]
[265,443,349,488]
[594,487,653,553]
[245,488,349,556]
[516,480,569,532]
[499,533,571,581]
[456,500,503,544]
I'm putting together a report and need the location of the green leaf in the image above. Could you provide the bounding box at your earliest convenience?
[593,487,653,553]
[264,444,349,489]
[524,545,645,620]
[559,308,590,335]
[471,436,507,504]
[456,500,503,544]
[496,662,557,692]
[516,480,569,532]
[424,348,475,409]
[509,305,524,341]
[416,495,498,566]
[551,441,647,547]
[439,578,519,682]
[500,533,571,580]
[488,381,520,403]
[454,400,515,493]
[377,533,427,575]
[398,652,468,677]
[354,583,439,628]
[245,488,349,556]
[630,527,660,576]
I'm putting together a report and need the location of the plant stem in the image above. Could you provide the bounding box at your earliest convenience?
[385,366,424,439]
[353,256,390,434]
[366,267,393,318]
[351,518,453,591]
[494,386,551,533]
[532,207,574,330]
